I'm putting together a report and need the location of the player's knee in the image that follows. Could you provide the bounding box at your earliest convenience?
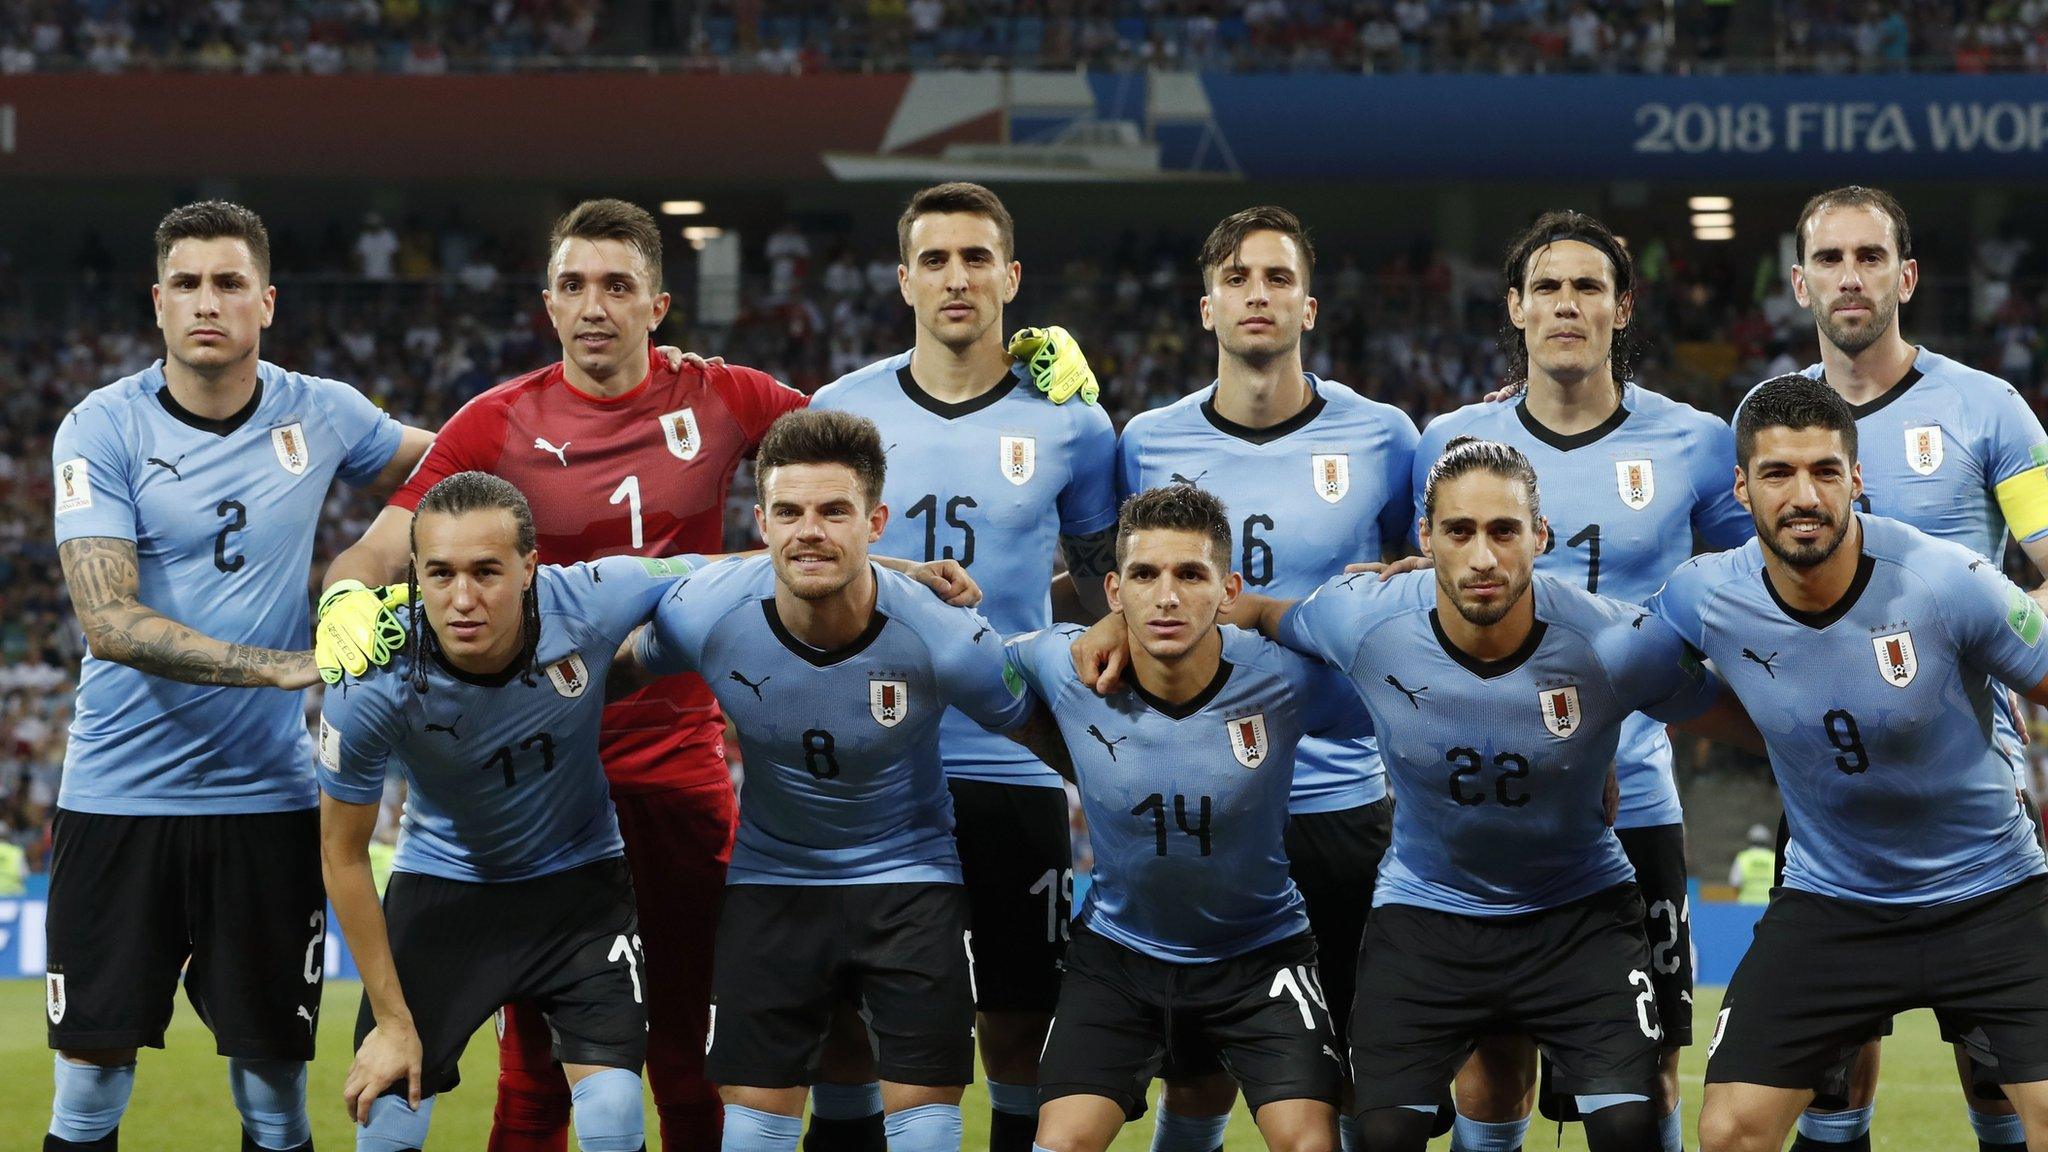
[1162,1073,1238,1118]
[881,1102,963,1152]
[495,1065,574,1132]
[357,1093,436,1152]
[1354,1106,1433,1152]
[49,1054,136,1144]
[1696,1099,1772,1152]
[978,1013,1051,1080]
[226,1058,310,1150]
[1577,1096,1657,1152]
[569,1067,644,1152]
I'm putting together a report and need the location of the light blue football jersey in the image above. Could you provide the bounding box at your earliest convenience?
[1651,515,2048,906]
[811,351,1118,790]
[53,360,402,815]
[1280,571,1718,917]
[318,556,697,882]
[1416,385,1752,829]
[1117,375,1418,814]
[638,556,1033,885]
[1009,625,1370,963]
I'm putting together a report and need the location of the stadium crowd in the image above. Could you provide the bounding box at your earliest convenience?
[4,0,2046,75]
[4,210,2048,869]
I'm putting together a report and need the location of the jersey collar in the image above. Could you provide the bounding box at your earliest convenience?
[1513,392,1629,452]
[1430,609,1548,680]
[1839,361,1926,420]
[1199,379,1327,446]
[156,376,264,437]
[895,364,1018,420]
[762,594,889,667]
[1761,548,1877,631]
[1128,657,1234,720]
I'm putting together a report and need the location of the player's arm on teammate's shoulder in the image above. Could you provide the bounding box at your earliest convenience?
[358,424,436,501]
[873,554,981,607]
[1004,696,1077,782]
[58,536,318,689]
[320,790,424,1118]
[1667,686,1765,756]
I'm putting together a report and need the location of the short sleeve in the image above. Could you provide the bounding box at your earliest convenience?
[1057,407,1121,536]
[315,377,404,488]
[932,605,1032,733]
[720,364,810,450]
[316,685,396,805]
[569,554,709,647]
[1645,560,1713,656]
[1942,550,2048,693]
[1283,650,1373,741]
[1686,418,1753,549]
[1007,625,1084,706]
[1599,609,1718,723]
[1275,575,1367,671]
[1114,427,1144,503]
[390,394,506,512]
[1983,382,2048,543]
[637,576,713,677]
[52,402,139,544]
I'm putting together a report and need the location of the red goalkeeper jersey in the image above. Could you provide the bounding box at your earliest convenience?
[393,348,808,793]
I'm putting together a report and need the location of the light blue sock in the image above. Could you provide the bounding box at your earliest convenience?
[1338,1113,1360,1152]
[883,1102,964,1152]
[722,1104,802,1152]
[356,1093,436,1152]
[228,1058,311,1149]
[1452,1113,1531,1151]
[1577,1093,1651,1114]
[50,1056,135,1143]
[810,1081,884,1120]
[1968,1108,2027,1147]
[1797,1104,1874,1143]
[986,1079,1039,1120]
[1151,1107,1230,1152]
[1660,1099,1683,1152]
[570,1067,644,1152]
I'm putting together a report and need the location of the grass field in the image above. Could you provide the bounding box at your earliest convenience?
[0,980,1986,1149]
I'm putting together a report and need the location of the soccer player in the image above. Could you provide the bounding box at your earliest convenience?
[1234,437,1759,1152]
[1416,210,1753,1152]
[1112,205,1418,1151]
[46,201,431,1152]
[1653,375,2048,1152]
[1756,186,2048,1152]
[1011,484,1367,1152]
[627,409,1071,1152]
[319,471,697,1152]
[808,181,1120,1152]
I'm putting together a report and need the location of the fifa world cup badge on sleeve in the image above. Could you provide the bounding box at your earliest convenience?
[55,458,92,513]
[2009,586,2047,646]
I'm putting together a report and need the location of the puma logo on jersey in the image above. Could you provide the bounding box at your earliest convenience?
[424,715,463,739]
[1087,724,1127,760]
[729,670,770,701]
[1169,471,1208,486]
[534,437,570,466]
[1632,613,1648,629]
[296,1004,316,1033]
[1336,571,1371,589]
[971,623,993,643]
[1740,649,1779,678]
[1385,675,1428,709]
[145,454,184,480]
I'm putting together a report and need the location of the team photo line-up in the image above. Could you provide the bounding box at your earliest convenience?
[40,179,2048,1152]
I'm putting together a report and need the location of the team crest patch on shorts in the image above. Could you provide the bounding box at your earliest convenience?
[1311,454,1349,503]
[1615,459,1654,510]
[1540,685,1581,738]
[46,972,65,1024]
[1708,1006,1729,1057]
[271,422,309,476]
[1000,435,1036,486]
[546,653,590,698]
[1905,425,1944,476]
[661,408,702,461]
[870,678,909,727]
[1872,631,1917,688]
[1227,713,1269,768]
[55,457,92,514]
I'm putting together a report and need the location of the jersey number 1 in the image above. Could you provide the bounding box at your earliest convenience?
[610,476,643,550]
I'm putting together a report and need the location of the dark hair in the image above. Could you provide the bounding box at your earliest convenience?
[406,472,541,693]
[1794,185,1912,264]
[1198,205,1315,287]
[1422,436,1543,524]
[1735,374,1859,468]
[155,200,272,282]
[549,198,664,290]
[755,410,888,509]
[1115,484,1233,570]
[1499,209,1637,391]
[897,182,1015,263]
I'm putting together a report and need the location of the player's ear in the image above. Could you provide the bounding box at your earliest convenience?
[1788,263,1811,308]
[1896,257,1918,303]
[1003,260,1021,304]
[522,548,538,589]
[1850,461,1865,503]
[1506,288,1528,331]
[897,263,913,307]
[1418,517,1433,558]
[1533,515,1550,554]
[867,499,888,543]
[649,291,672,328]
[1198,293,1215,333]
[260,284,277,329]
[753,503,767,540]
[1219,569,1244,612]
[1732,465,1751,512]
[1105,570,1123,614]
[1300,293,1318,332]
[1613,289,1632,331]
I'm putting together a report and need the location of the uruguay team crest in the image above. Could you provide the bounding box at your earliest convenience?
[546,653,590,698]
[46,972,65,1024]
[1540,685,1582,738]
[1905,425,1943,476]
[1615,459,1654,511]
[271,422,308,476]
[999,435,1036,486]
[1311,454,1349,504]
[660,408,702,461]
[1227,713,1269,768]
[870,678,909,727]
[1872,630,1918,687]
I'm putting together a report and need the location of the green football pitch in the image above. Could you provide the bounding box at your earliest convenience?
[0,980,1986,1149]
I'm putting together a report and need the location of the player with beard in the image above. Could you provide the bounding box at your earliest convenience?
[1653,376,2048,1152]
[1738,187,2048,1152]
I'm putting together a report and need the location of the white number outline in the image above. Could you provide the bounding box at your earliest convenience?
[610,475,643,550]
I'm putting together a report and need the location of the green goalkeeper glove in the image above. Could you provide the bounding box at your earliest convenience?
[315,580,412,685]
[1008,325,1101,406]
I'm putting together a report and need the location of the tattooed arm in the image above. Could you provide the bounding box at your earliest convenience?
[1001,696,1077,784]
[1051,526,1118,623]
[60,536,318,689]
